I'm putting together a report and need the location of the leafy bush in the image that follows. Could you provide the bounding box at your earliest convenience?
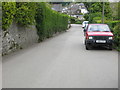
[75,20,82,24]
[15,2,36,26]
[113,23,120,51]
[105,20,120,51]
[35,3,68,42]
[84,2,112,23]
[106,20,120,30]
[2,2,69,42]
[93,17,102,23]
[2,2,36,29]
[70,16,82,24]
[2,2,68,40]
[70,17,76,24]
[2,2,16,30]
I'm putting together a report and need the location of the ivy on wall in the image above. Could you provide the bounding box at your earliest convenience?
[2,2,36,30]
[15,2,36,26]
[2,2,16,30]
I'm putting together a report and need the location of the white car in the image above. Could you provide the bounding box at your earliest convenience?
[82,21,89,28]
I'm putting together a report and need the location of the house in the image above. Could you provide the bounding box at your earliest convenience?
[62,3,88,15]
[51,4,63,12]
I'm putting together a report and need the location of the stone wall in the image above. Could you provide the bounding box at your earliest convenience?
[2,22,39,55]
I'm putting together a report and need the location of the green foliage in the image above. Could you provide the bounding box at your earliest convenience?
[2,2,16,30]
[113,23,120,51]
[84,14,89,21]
[70,16,82,24]
[15,2,36,26]
[0,2,2,7]
[49,2,70,6]
[118,2,120,20]
[70,17,76,24]
[84,2,112,23]
[2,2,69,42]
[106,20,120,30]
[35,3,68,42]
[75,20,82,24]
[2,2,36,30]
[110,2,119,20]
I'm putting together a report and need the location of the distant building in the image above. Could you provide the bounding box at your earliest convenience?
[51,4,63,12]
[62,3,88,15]
[80,5,88,14]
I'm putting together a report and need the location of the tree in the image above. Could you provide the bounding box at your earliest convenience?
[84,2,112,23]
[49,2,71,6]
[109,2,120,20]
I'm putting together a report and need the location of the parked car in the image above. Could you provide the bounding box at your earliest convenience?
[84,24,114,50]
[82,21,89,28]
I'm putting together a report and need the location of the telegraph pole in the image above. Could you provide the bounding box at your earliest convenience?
[89,2,91,22]
[102,2,105,23]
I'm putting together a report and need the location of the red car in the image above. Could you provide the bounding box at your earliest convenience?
[84,24,114,50]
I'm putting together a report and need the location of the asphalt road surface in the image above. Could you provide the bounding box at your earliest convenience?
[3,24,118,88]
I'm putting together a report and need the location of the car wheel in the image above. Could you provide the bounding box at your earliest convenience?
[84,40,86,45]
[108,45,112,50]
[86,44,91,50]
[86,45,88,50]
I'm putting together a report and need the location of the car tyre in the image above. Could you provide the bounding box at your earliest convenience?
[86,45,89,50]
[108,45,112,50]
[86,44,91,50]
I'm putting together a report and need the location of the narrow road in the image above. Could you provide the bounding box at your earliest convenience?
[3,24,118,88]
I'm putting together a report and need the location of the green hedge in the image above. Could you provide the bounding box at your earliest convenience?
[35,3,68,42]
[70,17,82,24]
[112,22,120,51]
[105,20,120,51]
[105,20,120,30]
[2,2,36,30]
[2,2,69,42]
[15,2,36,26]
[2,2,16,30]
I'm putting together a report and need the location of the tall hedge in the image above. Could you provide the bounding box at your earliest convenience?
[2,2,69,42]
[2,2,16,30]
[2,2,36,30]
[35,3,68,42]
[113,23,120,51]
[15,2,36,26]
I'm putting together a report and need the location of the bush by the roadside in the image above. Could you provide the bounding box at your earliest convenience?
[75,20,82,24]
[2,2,16,30]
[2,2,36,30]
[35,3,68,42]
[113,23,120,51]
[70,16,82,24]
[2,2,69,42]
[106,20,120,30]
[70,17,76,24]
[15,2,36,26]
[104,20,120,51]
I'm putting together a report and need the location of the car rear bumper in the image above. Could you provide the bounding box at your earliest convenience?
[86,39,113,46]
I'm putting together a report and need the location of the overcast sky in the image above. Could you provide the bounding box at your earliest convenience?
[109,0,120,2]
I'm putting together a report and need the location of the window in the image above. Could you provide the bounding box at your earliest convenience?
[88,25,110,32]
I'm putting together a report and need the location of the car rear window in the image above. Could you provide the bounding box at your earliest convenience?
[88,24,110,32]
